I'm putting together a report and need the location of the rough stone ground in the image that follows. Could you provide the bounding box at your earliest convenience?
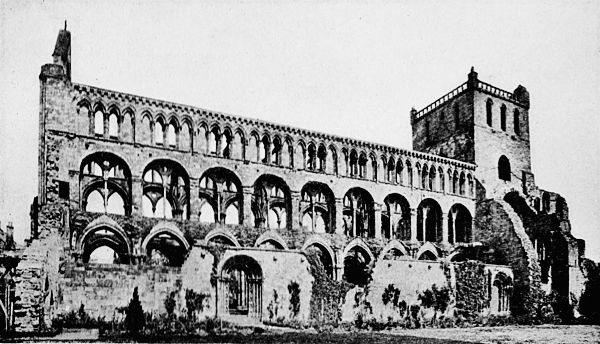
[387,325,600,344]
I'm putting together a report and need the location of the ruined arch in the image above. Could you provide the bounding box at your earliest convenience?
[448,203,472,244]
[417,198,442,242]
[218,255,263,318]
[252,174,291,230]
[303,238,336,279]
[142,159,190,220]
[142,222,190,266]
[381,193,411,240]
[300,182,335,233]
[380,240,408,260]
[416,242,440,261]
[80,152,132,216]
[342,239,374,285]
[79,215,132,264]
[199,167,243,225]
[205,228,241,247]
[343,187,375,238]
[254,231,288,250]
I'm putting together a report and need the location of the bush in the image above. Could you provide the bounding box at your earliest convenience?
[288,281,301,318]
[125,287,145,335]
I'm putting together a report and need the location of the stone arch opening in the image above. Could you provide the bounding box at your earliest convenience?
[300,182,335,233]
[343,244,373,286]
[80,152,132,216]
[142,226,189,267]
[417,198,442,242]
[219,255,263,318]
[252,175,291,230]
[304,242,335,279]
[381,193,411,240]
[142,159,190,220]
[199,168,243,225]
[80,225,131,264]
[448,204,473,244]
[343,187,375,238]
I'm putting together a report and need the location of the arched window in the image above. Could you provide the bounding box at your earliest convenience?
[417,199,442,242]
[252,175,291,230]
[94,110,104,136]
[108,113,119,138]
[271,137,282,165]
[500,104,507,131]
[358,153,367,178]
[301,182,334,233]
[448,204,472,243]
[142,160,189,219]
[167,123,177,147]
[387,158,395,183]
[349,151,358,177]
[486,98,493,127]
[317,145,327,172]
[514,109,520,136]
[199,168,243,225]
[381,194,410,240]
[199,202,216,223]
[221,131,232,158]
[154,120,164,145]
[498,155,511,181]
[307,144,316,170]
[81,152,132,216]
[343,188,374,238]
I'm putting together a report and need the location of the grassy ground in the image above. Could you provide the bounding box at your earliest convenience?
[8,325,599,343]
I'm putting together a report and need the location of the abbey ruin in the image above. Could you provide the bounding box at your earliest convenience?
[1,27,594,333]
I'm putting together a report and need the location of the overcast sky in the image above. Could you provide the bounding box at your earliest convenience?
[1,0,599,260]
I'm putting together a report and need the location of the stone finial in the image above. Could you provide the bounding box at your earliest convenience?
[513,85,530,109]
[467,66,478,89]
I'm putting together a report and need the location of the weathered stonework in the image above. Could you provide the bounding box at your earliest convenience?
[10,28,594,332]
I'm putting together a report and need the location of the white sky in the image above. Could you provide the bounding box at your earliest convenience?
[1,0,599,260]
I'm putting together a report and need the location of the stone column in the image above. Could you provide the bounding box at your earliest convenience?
[290,191,301,231]
[410,207,418,242]
[242,186,254,227]
[374,204,382,239]
[441,213,449,244]
[188,179,201,222]
[131,177,143,216]
[335,198,344,235]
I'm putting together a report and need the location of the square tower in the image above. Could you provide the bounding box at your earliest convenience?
[411,68,532,198]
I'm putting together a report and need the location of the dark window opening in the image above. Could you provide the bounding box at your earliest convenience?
[498,155,511,181]
[58,181,70,200]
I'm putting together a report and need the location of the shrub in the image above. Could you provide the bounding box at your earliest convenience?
[164,291,177,316]
[185,289,208,320]
[288,281,301,318]
[125,287,145,335]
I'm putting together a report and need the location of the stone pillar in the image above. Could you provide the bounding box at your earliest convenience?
[188,179,200,222]
[132,177,143,216]
[242,186,254,227]
[410,207,418,242]
[335,198,344,235]
[441,212,449,244]
[374,204,382,239]
[290,192,301,231]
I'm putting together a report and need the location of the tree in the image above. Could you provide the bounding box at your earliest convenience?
[125,287,145,335]
[288,281,301,317]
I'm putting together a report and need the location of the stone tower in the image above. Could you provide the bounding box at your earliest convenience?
[411,68,533,199]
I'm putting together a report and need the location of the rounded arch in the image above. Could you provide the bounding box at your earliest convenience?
[300,181,335,233]
[303,237,336,279]
[141,221,190,253]
[380,240,408,260]
[448,203,473,244]
[343,238,375,263]
[254,231,288,250]
[218,255,263,317]
[382,193,411,240]
[343,187,375,238]
[142,158,190,220]
[252,174,292,230]
[205,228,241,247]
[417,198,443,242]
[343,238,374,285]
[78,215,132,263]
[498,155,511,181]
[416,242,441,261]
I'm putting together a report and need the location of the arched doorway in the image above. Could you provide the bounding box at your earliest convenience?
[417,198,442,242]
[448,204,473,244]
[219,255,263,318]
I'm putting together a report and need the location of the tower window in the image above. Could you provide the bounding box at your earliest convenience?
[500,104,507,131]
[498,155,511,181]
[486,99,493,127]
[514,109,520,136]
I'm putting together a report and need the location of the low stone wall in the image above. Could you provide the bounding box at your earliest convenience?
[52,246,314,323]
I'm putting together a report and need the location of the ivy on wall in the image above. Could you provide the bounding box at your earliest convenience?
[453,260,488,317]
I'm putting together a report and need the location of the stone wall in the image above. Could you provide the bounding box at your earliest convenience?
[474,198,542,320]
